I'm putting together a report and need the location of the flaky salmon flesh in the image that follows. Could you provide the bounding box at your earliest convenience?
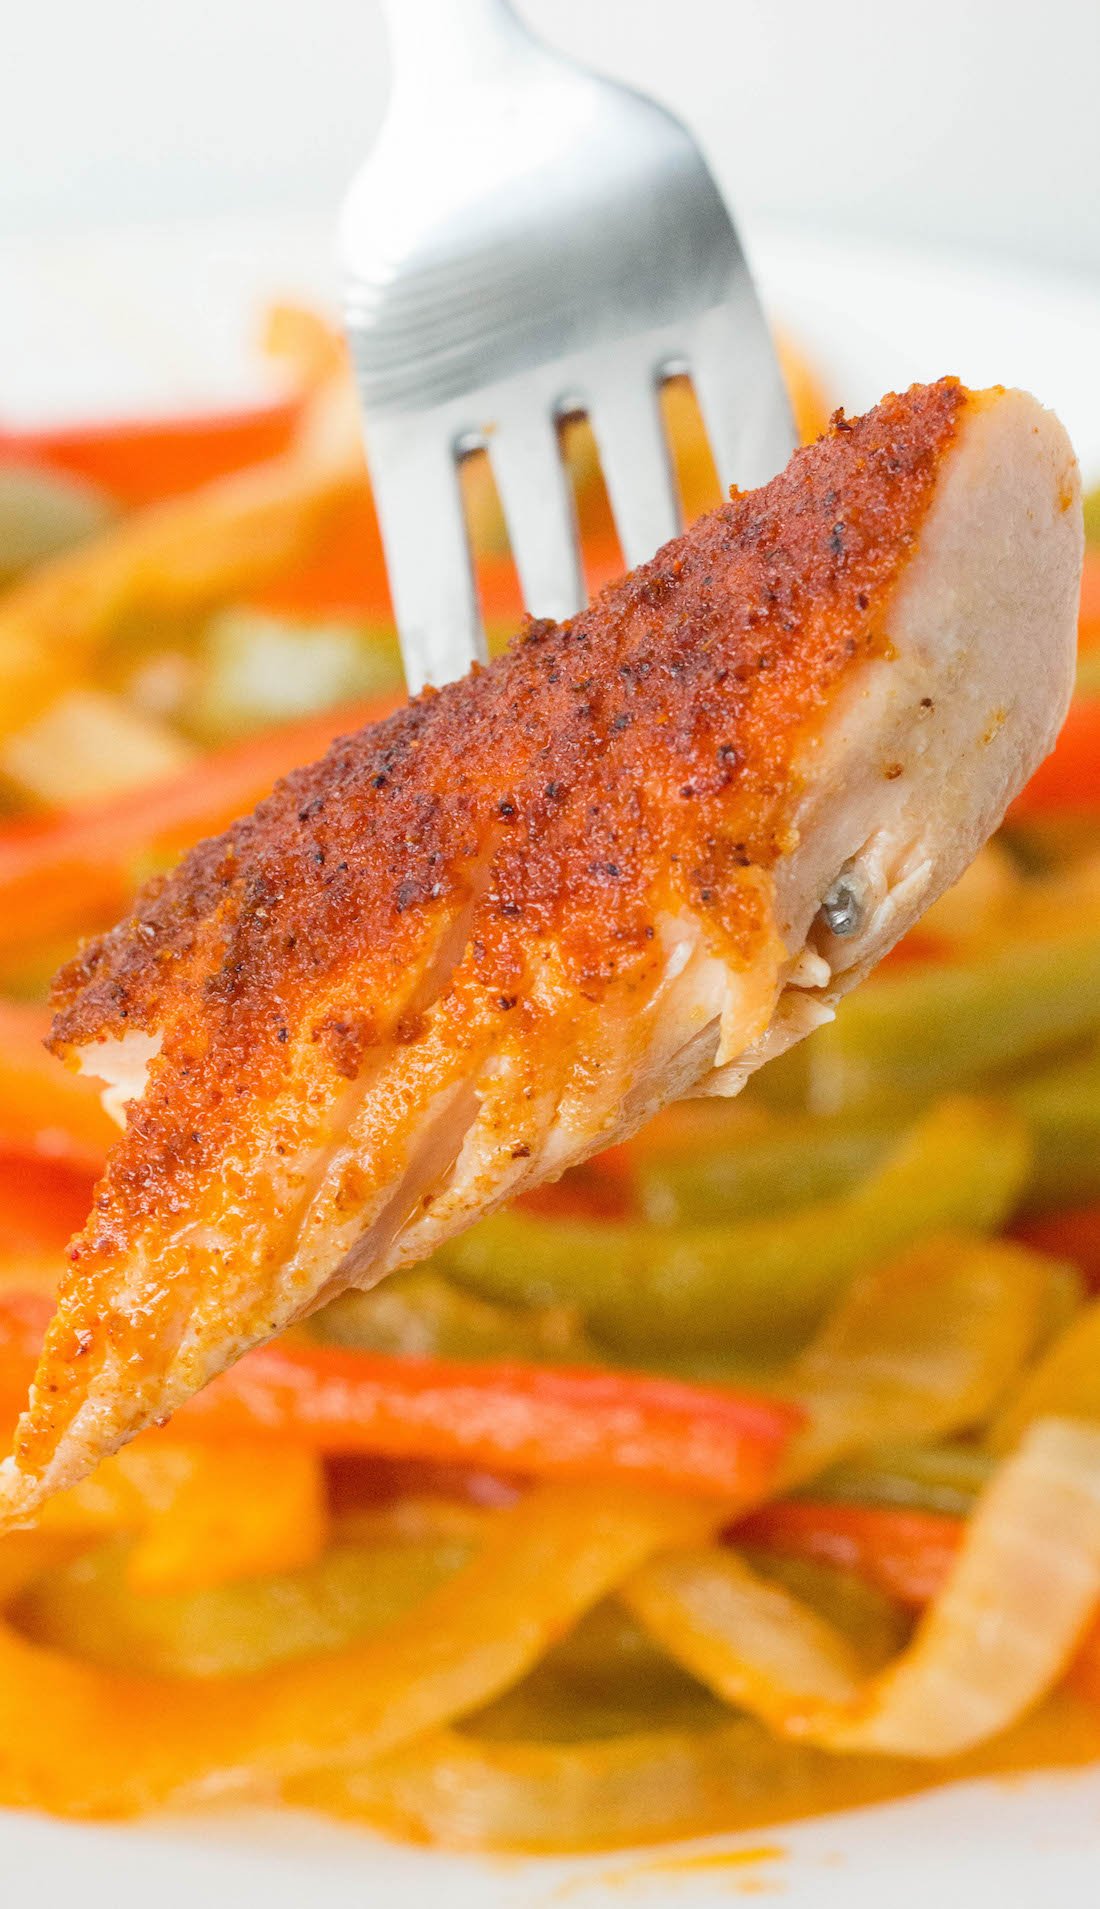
[0,379,1082,1527]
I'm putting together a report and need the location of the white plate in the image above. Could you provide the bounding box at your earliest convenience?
[4,218,1100,1908]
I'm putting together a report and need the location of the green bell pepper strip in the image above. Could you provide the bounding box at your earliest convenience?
[800,933,1100,1115]
[639,1051,1100,1229]
[434,1097,1028,1356]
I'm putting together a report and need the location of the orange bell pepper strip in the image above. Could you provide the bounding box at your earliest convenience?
[1010,1205,1100,1292]
[0,690,401,956]
[0,398,305,509]
[174,1340,802,1501]
[0,1293,799,1501]
[0,999,115,1172]
[1008,694,1100,820]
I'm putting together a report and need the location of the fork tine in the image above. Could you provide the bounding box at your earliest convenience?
[489,410,585,624]
[689,300,798,495]
[588,364,681,567]
[367,413,486,692]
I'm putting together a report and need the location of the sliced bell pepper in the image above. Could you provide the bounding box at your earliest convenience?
[736,1499,964,1609]
[801,933,1100,1114]
[0,399,305,509]
[0,999,114,1174]
[171,1343,802,1503]
[36,1438,328,1596]
[1009,695,1100,819]
[0,1288,798,1500]
[0,1480,710,1817]
[0,1159,95,1255]
[0,449,370,737]
[0,690,399,955]
[735,1496,1100,1715]
[16,1529,474,1679]
[1011,1205,1100,1290]
[436,1098,1028,1354]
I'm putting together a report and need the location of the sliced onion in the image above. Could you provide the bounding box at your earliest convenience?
[989,1296,1100,1454]
[289,1718,852,1852]
[780,1233,1059,1483]
[626,1417,1100,1759]
[289,1690,1100,1853]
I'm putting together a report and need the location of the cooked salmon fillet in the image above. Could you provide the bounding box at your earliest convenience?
[0,379,1081,1525]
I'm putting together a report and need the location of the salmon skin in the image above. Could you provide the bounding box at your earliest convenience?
[0,379,1082,1525]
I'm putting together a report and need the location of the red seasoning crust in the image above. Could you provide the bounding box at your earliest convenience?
[53,378,965,1068]
[47,378,965,1246]
[12,379,968,1484]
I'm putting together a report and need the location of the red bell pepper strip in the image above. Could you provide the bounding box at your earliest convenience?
[180,1341,803,1500]
[735,1498,962,1608]
[1079,548,1100,652]
[0,1157,96,1254]
[1010,1205,1100,1292]
[735,1494,1100,1702]
[258,499,627,628]
[0,1000,115,1174]
[0,1294,800,1501]
[0,692,400,957]
[1008,694,1100,820]
[0,399,304,509]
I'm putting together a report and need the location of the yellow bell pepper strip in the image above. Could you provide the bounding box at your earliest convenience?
[0,1291,328,1592]
[436,1099,1029,1354]
[119,1443,326,1595]
[0,1480,711,1816]
[0,690,399,957]
[15,1530,477,1679]
[626,1416,1100,1759]
[165,1343,804,1503]
[801,934,1100,1116]
[987,1297,1100,1454]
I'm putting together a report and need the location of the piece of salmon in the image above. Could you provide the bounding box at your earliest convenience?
[0,379,1082,1526]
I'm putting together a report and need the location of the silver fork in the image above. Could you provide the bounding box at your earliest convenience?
[341,0,795,693]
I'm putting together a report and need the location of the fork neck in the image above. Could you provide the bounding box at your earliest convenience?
[380,0,531,96]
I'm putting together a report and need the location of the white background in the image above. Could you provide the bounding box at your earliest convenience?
[5,0,1100,279]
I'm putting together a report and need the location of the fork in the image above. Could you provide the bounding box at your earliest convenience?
[341,0,795,693]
